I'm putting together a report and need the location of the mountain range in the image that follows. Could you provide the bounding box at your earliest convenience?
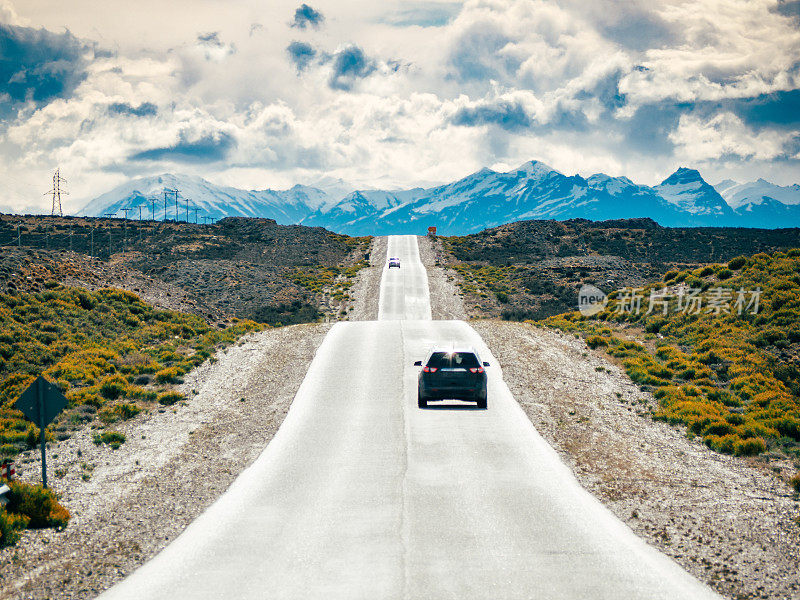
[79,162,800,235]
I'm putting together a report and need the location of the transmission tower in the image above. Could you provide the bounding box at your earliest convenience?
[45,169,68,216]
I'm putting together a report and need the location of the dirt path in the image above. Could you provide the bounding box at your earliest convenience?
[473,320,800,600]
[0,324,330,599]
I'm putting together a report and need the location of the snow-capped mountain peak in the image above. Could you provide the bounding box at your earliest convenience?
[654,167,735,218]
[513,159,557,180]
[715,178,800,209]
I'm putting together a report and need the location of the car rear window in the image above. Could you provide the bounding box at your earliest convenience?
[426,352,480,368]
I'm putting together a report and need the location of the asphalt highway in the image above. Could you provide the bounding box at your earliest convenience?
[97,235,721,600]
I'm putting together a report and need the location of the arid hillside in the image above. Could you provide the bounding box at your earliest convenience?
[0,214,371,325]
[437,218,800,320]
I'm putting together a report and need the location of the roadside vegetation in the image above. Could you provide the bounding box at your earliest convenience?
[541,250,800,480]
[289,236,371,317]
[0,282,263,457]
[0,478,71,547]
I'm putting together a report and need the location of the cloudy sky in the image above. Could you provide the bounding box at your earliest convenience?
[1,0,799,213]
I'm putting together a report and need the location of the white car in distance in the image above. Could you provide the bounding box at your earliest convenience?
[388,257,401,268]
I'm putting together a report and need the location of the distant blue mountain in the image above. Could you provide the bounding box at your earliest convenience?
[82,162,800,235]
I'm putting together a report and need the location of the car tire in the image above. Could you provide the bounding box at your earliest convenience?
[418,390,427,408]
[476,394,487,409]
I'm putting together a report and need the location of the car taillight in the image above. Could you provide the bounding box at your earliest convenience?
[423,366,438,373]
[469,367,484,374]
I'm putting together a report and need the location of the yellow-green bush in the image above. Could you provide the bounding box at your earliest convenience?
[157,391,184,406]
[93,430,125,449]
[4,479,69,529]
[0,508,29,547]
[542,248,800,460]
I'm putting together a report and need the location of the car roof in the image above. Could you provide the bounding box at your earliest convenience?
[428,345,479,355]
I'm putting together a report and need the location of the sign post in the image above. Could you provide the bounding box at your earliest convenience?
[14,376,67,488]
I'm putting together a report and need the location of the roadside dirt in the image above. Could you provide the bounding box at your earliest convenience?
[0,323,331,599]
[473,319,800,600]
[417,235,466,320]
[346,236,386,321]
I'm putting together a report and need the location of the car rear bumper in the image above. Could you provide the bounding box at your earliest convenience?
[419,381,487,401]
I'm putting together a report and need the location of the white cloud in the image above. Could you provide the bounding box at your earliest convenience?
[0,0,28,25]
[669,112,794,161]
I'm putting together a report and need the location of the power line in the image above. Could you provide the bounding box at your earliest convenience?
[44,169,68,216]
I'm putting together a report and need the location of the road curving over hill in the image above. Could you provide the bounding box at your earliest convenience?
[98,235,721,600]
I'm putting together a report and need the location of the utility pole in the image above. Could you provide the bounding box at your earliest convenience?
[17,224,21,247]
[121,208,131,252]
[44,169,68,216]
[201,216,208,225]
[164,189,178,221]
[151,197,156,221]
[138,206,143,221]
[191,207,200,223]
[185,197,190,223]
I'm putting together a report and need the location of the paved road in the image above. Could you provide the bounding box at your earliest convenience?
[98,236,721,600]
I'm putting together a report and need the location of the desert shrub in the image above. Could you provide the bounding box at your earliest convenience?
[93,430,126,449]
[157,391,184,406]
[586,335,608,349]
[0,509,29,547]
[733,437,766,456]
[716,268,733,280]
[154,366,180,384]
[99,374,128,400]
[98,402,140,424]
[663,270,679,281]
[704,433,738,454]
[4,480,69,529]
[790,472,800,492]
[727,256,748,270]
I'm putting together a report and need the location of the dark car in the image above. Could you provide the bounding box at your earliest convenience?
[388,257,401,268]
[414,347,489,409]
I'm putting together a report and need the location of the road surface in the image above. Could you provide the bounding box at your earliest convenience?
[98,235,721,600]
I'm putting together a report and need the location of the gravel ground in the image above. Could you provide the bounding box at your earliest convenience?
[346,236,386,321]
[472,320,800,600]
[0,323,330,599]
[417,235,466,320]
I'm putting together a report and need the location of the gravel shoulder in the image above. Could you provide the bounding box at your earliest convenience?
[346,236,385,321]
[0,323,331,600]
[417,235,466,320]
[472,319,800,600]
